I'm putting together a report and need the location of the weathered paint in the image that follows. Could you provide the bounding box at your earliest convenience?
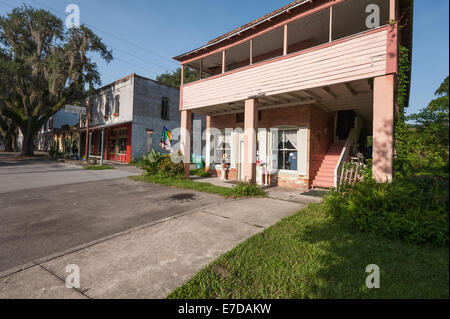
[131,76,183,160]
[386,24,398,74]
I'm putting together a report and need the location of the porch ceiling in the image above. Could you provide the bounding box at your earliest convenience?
[192,78,374,124]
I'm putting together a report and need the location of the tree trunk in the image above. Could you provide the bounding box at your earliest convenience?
[21,123,36,156]
[4,131,13,152]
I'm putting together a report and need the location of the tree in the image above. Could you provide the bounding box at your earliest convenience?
[0,112,18,152]
[395,76,449,175]
[156,67,199,88]
[0,5,112,155]
[0,47,17,151]
[407,76,449,162]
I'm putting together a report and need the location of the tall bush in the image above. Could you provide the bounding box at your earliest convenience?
[140,149,184,178]
[324,176,449,246]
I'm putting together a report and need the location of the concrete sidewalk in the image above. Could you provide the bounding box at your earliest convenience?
[0,197,303,299]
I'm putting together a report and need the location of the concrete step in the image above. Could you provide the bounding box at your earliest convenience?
[314,177,334,185]
[317,166,335,172]
[319,163,336,169]
[321,160,339,165]
[312,180,334,188]
[316,171,334,178]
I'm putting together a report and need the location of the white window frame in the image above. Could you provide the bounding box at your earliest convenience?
[269,126,308,176]
[276,128,300,173]
[214,129,232,164]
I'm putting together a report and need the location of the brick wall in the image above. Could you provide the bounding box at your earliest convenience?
[210,104,310,129]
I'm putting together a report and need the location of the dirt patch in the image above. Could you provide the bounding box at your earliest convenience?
[168,193,197,201]
[212,263,232,279]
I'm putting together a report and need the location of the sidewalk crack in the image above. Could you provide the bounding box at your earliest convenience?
[197,210,264,229]
[37,263,92,299]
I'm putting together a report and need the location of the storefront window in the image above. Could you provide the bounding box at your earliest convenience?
[118,138,127,154]
[109,139,116,154]
[276,130,298,171]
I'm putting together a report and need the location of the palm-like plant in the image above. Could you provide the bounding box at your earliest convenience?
[141,149,165,175]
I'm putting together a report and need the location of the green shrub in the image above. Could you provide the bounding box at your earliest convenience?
[140,149,185,178]
[158,154,184,178]
[231,182,266,198]
[49,146,63,159]
[140,149,165,175]
[324,176,449,246]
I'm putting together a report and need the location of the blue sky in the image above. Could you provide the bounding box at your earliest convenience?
[0,0,448,115]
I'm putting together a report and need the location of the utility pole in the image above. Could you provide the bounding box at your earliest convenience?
[84,99,90,163]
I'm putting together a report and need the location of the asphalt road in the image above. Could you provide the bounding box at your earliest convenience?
[0,154,223,272]
[0,153,138,193]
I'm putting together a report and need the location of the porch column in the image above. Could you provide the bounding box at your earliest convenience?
[373,74,395,182]
[243,98,258,183]
[180,110,192,178]
[126,124,132,164]
[205,116,211,173]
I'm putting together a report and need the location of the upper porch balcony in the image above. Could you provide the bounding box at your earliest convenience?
[175,0,401,115]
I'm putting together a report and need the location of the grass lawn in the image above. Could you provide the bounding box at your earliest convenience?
[168,204,449,299]
[131,174,241,198]
[84,165,115,170]
[190,168,211,178]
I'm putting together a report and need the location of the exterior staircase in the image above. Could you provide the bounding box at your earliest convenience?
[312,141,346,188]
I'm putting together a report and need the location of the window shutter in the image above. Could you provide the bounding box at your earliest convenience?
[258,129,267,166]
[270,129,278,171]
[205,129,212,167]
[230,131,237,169]
[213,131,220,164]
[298,128,308,176]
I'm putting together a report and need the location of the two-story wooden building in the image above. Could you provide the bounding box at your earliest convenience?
[174,0,412,188]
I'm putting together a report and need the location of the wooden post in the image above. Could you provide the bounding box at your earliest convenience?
[283,24,288,56]
[181,65,184,86]
[329,6,333,42]
[243,98,258,183]
[390,0,397,20]
[84,99,90,162]
[250,39,253,65]
[339,165,345,189]
[222,50,226,73]
[181,110,192,178]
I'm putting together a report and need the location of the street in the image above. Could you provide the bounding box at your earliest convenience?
[0,154,223,272]
[0,154,303,298]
